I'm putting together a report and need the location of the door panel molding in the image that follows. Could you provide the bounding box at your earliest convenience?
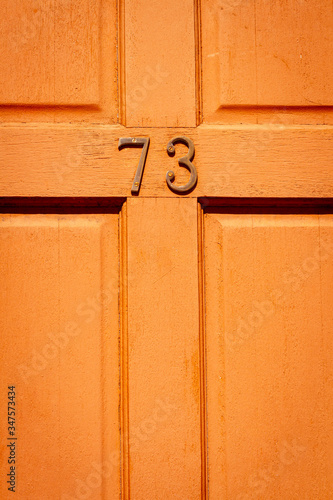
[198,201,208,499]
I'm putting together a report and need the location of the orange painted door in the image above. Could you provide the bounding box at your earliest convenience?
[1,1,333,499]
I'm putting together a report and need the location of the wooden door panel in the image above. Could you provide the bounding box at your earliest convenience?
[1,0,99,105]
[202,0,333,123]
[204,212,333,499]
[0,0,117,123]
[0,214,120,499]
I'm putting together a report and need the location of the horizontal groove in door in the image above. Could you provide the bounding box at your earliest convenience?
[200,197,333,214]
[0,197,126,213]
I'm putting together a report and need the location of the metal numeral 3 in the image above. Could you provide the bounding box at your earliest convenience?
[166,136,197,194]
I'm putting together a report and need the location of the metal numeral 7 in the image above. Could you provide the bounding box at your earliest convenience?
[118,137,150,194]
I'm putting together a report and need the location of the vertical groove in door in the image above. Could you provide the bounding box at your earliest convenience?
[116,0,126,126]
[194,0,203,126]
[198,202,208,499]
[119,201,130,499]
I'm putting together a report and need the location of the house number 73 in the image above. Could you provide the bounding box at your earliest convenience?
[118,136,197,195]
